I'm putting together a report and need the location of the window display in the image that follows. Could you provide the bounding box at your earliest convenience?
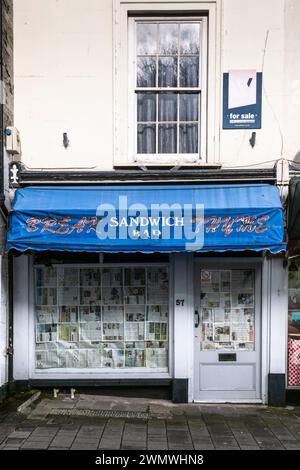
[200,269,255,350]
[288,259,300,386]
[34,265,169,370]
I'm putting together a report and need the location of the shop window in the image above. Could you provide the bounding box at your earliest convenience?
[199,269,255,350]
[34,265,169,371]
[288,259,300,387]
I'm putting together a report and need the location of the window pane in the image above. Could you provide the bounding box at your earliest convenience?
[179,94,199,121]
[137,57,156,87]
[179,124,198,153]
[158,124,177,153]
[137,23,157,55]
[35,266,169,370]
[158,23,178,54]
[200,269,255,351]
[137,93,156,122]
[137,124,156,153]
[180,23,200,54]
[158,93,177,122]
[180,57,199,87]
[158,57,177,87]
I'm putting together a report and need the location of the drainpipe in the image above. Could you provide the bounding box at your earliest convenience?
[276,158,289,203]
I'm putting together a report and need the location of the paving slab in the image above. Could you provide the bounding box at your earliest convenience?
[1,394,300,450]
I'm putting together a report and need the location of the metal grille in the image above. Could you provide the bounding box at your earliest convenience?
[50,408,149,419]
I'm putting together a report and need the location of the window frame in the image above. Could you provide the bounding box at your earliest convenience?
[113,0,220,167]
[29,262,173,378]
[129,17,207,162]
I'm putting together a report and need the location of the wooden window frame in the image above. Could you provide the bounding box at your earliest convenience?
[113,1,221,167]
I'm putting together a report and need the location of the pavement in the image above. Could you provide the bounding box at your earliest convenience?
[0,392,300,450]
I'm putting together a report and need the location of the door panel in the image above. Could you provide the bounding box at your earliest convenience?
[194,265,261,402]
[199,363,256,390]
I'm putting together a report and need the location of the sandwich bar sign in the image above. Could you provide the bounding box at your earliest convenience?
[6,185,285,254]
[223,70,262,129]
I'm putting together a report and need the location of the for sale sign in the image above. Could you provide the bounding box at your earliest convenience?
[223,70,262,129]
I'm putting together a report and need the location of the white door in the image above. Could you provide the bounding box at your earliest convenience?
[194,263,261,402]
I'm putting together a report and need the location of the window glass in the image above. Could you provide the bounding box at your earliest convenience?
[200,269,255,351]
[35,266,169,370]
[136,21,201,155]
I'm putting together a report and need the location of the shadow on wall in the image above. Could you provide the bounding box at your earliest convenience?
[293,151,300,163]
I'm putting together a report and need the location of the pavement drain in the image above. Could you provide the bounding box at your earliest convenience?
[49,408,149,420]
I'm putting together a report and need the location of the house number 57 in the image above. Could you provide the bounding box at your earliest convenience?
[176,299,185,306]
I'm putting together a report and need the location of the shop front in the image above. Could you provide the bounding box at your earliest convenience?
[287,177,300,396]
[7,184,286,403]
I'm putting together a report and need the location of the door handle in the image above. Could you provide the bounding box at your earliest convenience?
[194,310,200,328]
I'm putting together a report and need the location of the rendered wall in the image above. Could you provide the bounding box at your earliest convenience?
[13,0,298,170]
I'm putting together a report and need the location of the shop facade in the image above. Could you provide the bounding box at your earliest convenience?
[7,183,287,403]
[286,177,300,398]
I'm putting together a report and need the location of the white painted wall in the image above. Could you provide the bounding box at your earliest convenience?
[284,0,300,163]
[261,256,288,402]
[14,0,113,170]
[221,0,285,167]
[268,258,288,375]
[172,253,194,401]
[13,0,300,170]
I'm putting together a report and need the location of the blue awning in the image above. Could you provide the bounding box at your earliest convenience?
[6,184,286,254]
